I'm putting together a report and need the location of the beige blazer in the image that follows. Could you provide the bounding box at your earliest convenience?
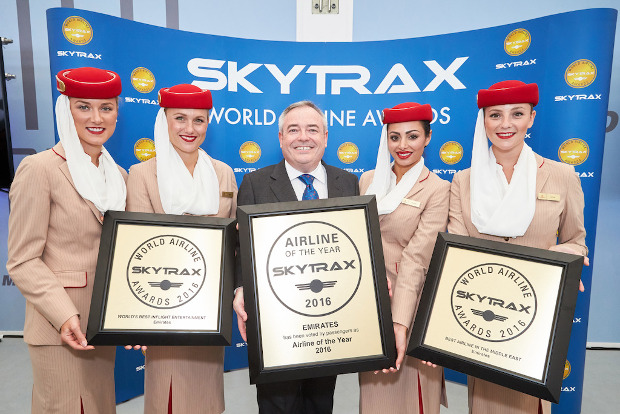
[126,154,237,218]
[126,155,237,414]
[449,153,587,255]
[8,142,126,413]
[358,167,450,414]
[448,153,587,414]
[7,142,127,345]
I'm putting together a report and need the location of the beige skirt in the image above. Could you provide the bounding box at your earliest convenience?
[359,355,446,414]
[144,346,225,414]
[468,377,551,414]
[28,344,116,414]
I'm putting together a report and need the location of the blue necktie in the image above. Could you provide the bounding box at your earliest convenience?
[299,174,319,200]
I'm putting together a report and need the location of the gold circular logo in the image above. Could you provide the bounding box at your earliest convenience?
[239,141,261,163]
[267,221,362,317]
[558,139,589,165]
[62,16,93,45]
[127,235,206,309]
[451,263,537,342]
[565,60,597,88]
[504,29,531,56]
[131,67,156,93]
[337,142,359,164]
[439,141,464,165]
[134,138,156,162]
[563,360,571,379]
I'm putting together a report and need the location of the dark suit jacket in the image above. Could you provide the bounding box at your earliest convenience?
[235,159,359,287]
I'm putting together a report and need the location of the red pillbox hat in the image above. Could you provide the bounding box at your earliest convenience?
[477,80,539,108]
[158,84,213,109]
[56,67,122,98]
[382,102,433,124]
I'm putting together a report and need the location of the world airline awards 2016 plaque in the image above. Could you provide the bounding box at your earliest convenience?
[86,211,236,346]
[407,232,583,403]
[238,195,396,384]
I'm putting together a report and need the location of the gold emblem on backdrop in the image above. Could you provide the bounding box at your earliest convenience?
[504,28,531,56]
[563,360,571,379]
[134,138,156,162]
[565,60,597,88]
[439,141,464,165]
[131,67,156,93]
[558,138,589,165]
[239,141,262,163]
[337,142,359,164]
[62,16,93,45]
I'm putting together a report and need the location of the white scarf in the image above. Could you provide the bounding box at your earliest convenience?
[55,95,126,214]
[365,125,424,215]
[154,108,219,215]
[470,109,537,237]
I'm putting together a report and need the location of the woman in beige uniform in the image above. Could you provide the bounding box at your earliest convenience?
[359,102,449,414]
[125,84,237,414]
[448,80,587,414]
[7,67,126,413]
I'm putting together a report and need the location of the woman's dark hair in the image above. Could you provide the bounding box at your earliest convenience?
[419,120,431,137]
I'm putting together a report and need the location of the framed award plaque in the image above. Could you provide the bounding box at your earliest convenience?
[407,232,583,403]
[86,211,236,346]
[238,195,396,384]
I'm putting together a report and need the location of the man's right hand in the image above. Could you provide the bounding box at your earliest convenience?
[60,315,94,351]
[233,287,248,342]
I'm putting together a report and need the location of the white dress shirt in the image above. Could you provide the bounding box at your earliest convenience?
[284,161,328,200]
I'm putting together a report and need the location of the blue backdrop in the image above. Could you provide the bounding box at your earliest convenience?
[45,7,616,412]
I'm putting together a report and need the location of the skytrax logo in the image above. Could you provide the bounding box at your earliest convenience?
[57,51,102,60]
[555,94,602,102]
[496,59,536,70]
[188,57,469,94]
[124,97,158,105]
[127,235,207,309]
[451,263,537,342]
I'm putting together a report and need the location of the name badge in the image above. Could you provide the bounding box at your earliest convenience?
[222,191,234,198]
[401,199,421,208]
[537,193,560,202]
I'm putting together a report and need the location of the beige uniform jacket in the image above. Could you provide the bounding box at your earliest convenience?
[358,167,450,414]
[8,142,127,344]
[448,153,587,414]
[126,155,237,414]
[7,142,126,413]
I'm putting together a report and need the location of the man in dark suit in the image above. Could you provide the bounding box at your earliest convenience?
[233,100,359,414]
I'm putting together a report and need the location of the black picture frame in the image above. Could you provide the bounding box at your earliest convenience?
[0,44,15,189]
[87,211,236,346]
[407,232,583,403]
[238,195,395,384]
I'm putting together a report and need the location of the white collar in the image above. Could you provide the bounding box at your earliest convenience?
[284,160,326,184]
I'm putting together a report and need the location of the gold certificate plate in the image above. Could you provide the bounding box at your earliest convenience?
[87,211,236,346]
[238,195,395,384]
[407,233,583,404]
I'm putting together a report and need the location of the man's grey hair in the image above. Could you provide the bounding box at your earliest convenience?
[278,100,328,132]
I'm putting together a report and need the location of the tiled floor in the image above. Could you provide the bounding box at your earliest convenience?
[0,337,618,413]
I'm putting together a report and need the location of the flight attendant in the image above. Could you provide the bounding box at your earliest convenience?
[7,67,126,413]
[359,102,449,414]
[126,83,237,414]
[448,80,587,414]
